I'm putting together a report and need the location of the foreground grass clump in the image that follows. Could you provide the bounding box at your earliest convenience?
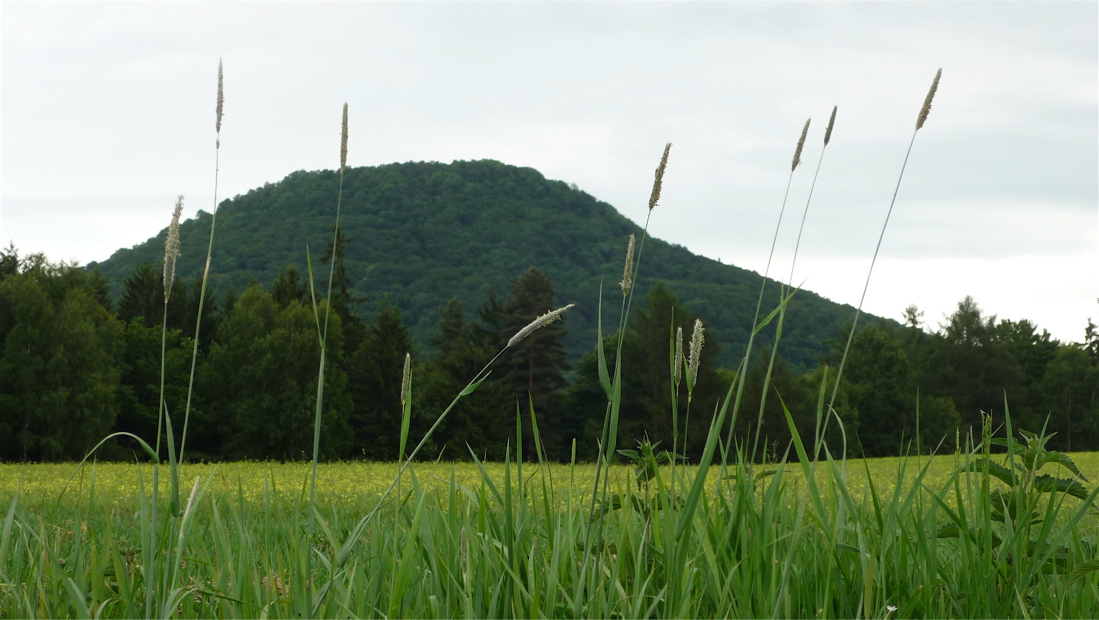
[2,446,1099,619]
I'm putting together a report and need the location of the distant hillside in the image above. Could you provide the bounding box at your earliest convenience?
[90,160,871,370]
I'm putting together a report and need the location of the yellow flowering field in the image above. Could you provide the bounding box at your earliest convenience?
[0,460,636,513]
[4,451,1097,515]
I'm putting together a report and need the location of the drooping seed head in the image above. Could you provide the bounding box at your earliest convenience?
[400,352,411,411]
[824,106,837,146]
[916,68,942,130]
[674,326,684,388]
[688,318,704,387]
[619,234,635,297]
[648,143,671,211]
[508,304,575,348]
[215,59,224,138]
[163,195,184,300]
[791,118,810,171]
[340,103,349,173]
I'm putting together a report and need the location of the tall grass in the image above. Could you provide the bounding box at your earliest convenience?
[7,66,1099,619]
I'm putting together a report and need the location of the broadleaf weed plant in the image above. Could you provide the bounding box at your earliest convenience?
[933,406,1099,615]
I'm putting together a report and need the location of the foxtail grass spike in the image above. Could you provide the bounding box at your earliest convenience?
[916,68,942,130]
[619,234,635,296]
[824,106,837,146]
[163,195,183,299]
[648,143,671,211]
[688,318,704,388]
[340,103,349,173]
[400,352,411,411]
[215,59,224,146]
[674,326,684,388]
[508,304,575,348]
[792,118,810,171]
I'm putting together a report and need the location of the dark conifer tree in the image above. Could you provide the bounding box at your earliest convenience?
[320,224,367,353]
[418,298,511,460]
[479,267,570,459]
[348,302,415,460]
[272,264,310,309]
[117,260,189,328]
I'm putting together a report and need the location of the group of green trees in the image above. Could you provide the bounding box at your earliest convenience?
[2,242,1097,463]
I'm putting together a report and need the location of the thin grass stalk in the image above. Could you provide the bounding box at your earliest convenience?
[749,296,787,462]
[748,119,807,456]
[670,323,682,488]
[585,156,664,493]
[788,106,836,286]
[310,102,349,528]
[179,59,225,485]
[160,196,184,517]
[579,143,669,612]
[827,70,943,438]
[720,119,810,477]
[331,345,509,575]
[148,192,183,614]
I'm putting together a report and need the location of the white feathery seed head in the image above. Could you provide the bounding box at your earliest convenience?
[688,318,704,388]
[674,326,684,387]
[163,195,183,299]
[619,234,635,296]
[508,304,575,348]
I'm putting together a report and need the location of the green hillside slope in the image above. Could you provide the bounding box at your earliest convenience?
[89,159,868,370]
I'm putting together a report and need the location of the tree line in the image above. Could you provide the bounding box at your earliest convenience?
[2,242,1097,463]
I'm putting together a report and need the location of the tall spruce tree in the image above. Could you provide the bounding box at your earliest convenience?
[118,261,183,327]
[272,264,310,309]
[419,298,511,460]
[479,267,570,459]
[348,302,416,460]
[320,224,367,354]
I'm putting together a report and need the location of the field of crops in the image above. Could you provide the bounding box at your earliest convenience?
[3,449,1099,618]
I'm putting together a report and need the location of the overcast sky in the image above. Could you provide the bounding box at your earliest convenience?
[2,1,1096,344]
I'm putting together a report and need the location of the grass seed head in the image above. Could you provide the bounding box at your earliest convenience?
[688,318,704,387]
[163,195,183,299]
[824,106,837,146]
[508,304,575,348]
[619,233,635,297]
[340,103,349,173]
[215,59,224,139]
[792,118,810,171]
[674,326,684,387]
[648,143,671,211]
[916,68,942,130]
[400,352,411,411]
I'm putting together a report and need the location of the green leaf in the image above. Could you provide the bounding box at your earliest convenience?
[965,457,1016,487]
[752,303,783,336]
[1032,474,1090,501]
[936,522,962,539]
[460,371,492,396]
[595,282,612,400]
[1068,560,1099,584]
[62,577,92,620]
[1038,450,1088,482]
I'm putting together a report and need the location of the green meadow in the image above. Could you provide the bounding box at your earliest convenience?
[3,447,1099,618]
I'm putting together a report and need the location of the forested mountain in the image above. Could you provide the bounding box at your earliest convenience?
[89,159,863,371]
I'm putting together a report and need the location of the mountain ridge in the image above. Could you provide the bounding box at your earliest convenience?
[89,159,872,370]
